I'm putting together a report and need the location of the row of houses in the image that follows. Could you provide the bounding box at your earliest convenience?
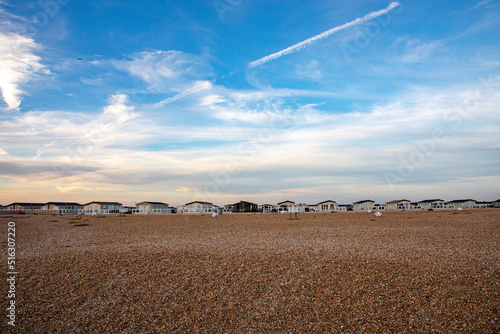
[0,201,173,215]
[255,199,498,212]
[226,199,498,213]
[1,198,499,215]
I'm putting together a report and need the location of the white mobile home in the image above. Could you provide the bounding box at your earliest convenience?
[293,203,307,212]
[6,202,43,211]
[353,200,375,211]
[135,201,171,214]
[259,204,274,213]
[83,201,122,215]
[418,199,445,210]
[386,200,411,211]
[41,202,83,214]
[446,199,476,209]
[183,201,214,213]
[316,200,338,212]
[277,200,295,212]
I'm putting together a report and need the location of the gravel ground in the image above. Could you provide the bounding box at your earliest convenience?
[1,210,499,333]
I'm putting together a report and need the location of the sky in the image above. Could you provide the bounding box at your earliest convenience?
[0,0,499,206]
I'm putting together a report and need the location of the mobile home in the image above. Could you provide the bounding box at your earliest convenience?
[183,201,214,213]
[277,200,295,212]
[353,200,375,211]
[386,199,411,211]
[231,201,258,213]
[41,202,83,214]
[259,204,274,213]
[418,199,445,210]
[6,202,43,211]
[446,199,476,209]
[83,201,122,215]
[135,201,171,214]
[316,200,338,212]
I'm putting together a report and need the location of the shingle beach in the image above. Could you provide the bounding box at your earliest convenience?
[1,210,499,333]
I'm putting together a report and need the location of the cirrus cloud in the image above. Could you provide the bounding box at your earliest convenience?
[112,50,214,93]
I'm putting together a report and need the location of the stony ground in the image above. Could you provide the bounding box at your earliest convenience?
[1,210,499,333]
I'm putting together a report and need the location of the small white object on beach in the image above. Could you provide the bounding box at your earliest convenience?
[374,212,383,217]
[212,212,219,217]
[368,210,372,213]
[457,208,463,211]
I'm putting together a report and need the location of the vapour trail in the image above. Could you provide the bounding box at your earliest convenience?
[248,2,400,69]
[154,81,212,109]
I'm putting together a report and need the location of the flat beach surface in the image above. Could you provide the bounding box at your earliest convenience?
[1,210,499,333]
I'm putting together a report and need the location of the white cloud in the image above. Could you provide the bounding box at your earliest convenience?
[202,88,332,126]
[100,93,137,123]
[200,94,227,106]
[0,93,139,170]
[225,87,348,103]
[471,0,495,10]
[1,76,499,203]
[400,39,445,63]
[0,32,48,110]
[296,60,322,80]
[80,77,103,85]
[113,50,214,93]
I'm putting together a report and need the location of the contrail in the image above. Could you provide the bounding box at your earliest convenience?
[153,81,212,108]
[248,1,400,69]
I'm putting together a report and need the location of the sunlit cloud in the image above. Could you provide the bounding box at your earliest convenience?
[56,185,93,193]
[1,80,499,197]
[176,186,194,193]
[0,32,48,110]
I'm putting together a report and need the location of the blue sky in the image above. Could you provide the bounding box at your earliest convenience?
[0,0,499,206]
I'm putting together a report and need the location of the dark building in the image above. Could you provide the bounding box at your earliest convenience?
[231,201,258,213]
